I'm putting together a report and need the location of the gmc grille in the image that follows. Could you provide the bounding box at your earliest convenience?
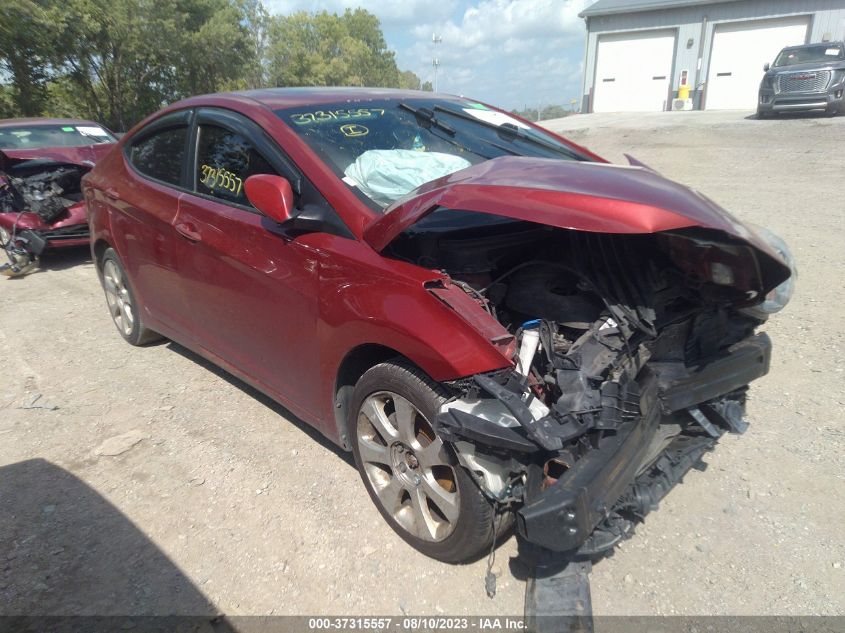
[777,70,832,94]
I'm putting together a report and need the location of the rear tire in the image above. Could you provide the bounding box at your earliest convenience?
[347,360,499,563]
[99,248,162,346]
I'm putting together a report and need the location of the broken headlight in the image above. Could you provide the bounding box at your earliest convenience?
[744,225,796,317]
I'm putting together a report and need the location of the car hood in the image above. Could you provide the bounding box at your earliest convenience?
[364,156,771,250]
[0,143,114,171]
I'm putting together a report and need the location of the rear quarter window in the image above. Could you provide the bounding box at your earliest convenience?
[129,126,188,186]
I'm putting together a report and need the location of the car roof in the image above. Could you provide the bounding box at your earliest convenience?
[0,117,103,129]
[221,87,455,110]
[780,41,845,51]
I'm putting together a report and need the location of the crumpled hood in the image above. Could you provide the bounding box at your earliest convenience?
[0,144,114,171]
[363,157,788,272]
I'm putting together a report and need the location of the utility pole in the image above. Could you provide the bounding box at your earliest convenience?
[432,34,442,92]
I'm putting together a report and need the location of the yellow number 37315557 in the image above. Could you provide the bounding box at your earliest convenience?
[200,164,243,197]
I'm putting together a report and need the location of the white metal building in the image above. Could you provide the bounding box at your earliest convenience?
[579,0,845,112]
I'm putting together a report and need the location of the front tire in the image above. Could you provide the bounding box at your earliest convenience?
[348,360,497,563]
[99,248,161,346]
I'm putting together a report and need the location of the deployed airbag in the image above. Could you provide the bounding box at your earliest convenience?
[343,149,471,207]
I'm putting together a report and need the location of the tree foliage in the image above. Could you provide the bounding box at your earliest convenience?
[266,9,404,88]
[511,104,575,122]
[0,1,56,116]
[0,1,423,130]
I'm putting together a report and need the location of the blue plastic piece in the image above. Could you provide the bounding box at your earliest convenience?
[522,319,541,329]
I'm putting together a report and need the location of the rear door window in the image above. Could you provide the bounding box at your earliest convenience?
[129,126,188,186]
[195,125,277,207]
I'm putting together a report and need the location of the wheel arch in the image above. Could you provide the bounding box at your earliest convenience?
[333,343,419,451]
[92,238,111,270]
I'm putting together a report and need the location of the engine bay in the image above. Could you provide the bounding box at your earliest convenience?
[385,213,780,555]
[0,160,87,224]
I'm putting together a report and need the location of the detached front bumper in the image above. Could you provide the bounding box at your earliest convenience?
[517,333,772,552]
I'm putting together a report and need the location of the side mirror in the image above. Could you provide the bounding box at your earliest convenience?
[244,174,294,224]
[763,63,770,72]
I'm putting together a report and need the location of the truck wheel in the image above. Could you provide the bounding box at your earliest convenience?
[99,248,161,346]
[348,360,499,563]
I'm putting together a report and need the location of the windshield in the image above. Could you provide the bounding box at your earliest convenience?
[774,44,844,67]
[0,123,115,150]
[276,98,586,211]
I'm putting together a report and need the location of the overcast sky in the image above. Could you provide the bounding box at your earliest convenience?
[263,0,592,110]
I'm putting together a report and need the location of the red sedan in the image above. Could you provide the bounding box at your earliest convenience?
[83,89,794,563]
[0,118,115,275]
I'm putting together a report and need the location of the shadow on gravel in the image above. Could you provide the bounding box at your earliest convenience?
[0,458,235,629]
[166,342,355,468]
[1,246,92,281]
[38,246,93,271]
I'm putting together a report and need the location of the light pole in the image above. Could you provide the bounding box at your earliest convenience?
[432,34,442,92]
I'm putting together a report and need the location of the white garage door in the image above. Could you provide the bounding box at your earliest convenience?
[706,16,810,110]
[593,30,676,112]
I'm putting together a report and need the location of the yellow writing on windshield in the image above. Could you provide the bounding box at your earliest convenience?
[291,108,385,125]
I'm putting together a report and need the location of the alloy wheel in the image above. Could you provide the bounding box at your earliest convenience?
[103,259,134,337]
[356,391,460,542]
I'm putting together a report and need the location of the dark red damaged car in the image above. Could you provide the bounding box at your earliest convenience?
[0,118,116,275]
[82,88,795,563]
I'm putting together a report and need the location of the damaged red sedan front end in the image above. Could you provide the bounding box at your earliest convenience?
[0,120,115,275]
[368,156,793,555]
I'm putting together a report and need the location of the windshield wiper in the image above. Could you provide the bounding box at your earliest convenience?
[432,105,582,160]
[399,102,492,160]
[399,102,456,136]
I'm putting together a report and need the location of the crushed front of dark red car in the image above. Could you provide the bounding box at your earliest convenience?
[371,156,795,556]
[0,144,113,276]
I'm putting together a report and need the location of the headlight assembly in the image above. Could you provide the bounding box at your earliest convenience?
[743,225,796,318]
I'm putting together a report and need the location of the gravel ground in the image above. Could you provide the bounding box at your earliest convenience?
[0,109,843,619]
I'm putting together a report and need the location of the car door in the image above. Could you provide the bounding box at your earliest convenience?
[115,110,195,335]
[173,107,325,418]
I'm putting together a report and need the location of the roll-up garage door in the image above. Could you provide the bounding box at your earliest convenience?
[706,16,810,110]
[593,30,676,113]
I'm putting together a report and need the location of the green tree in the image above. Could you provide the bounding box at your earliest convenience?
[176,0,260,96]
[0,84,19,119]
[0,1,425,129]
[238,0,271,90]
[0,1,58,116]
[398,70,423,90]
[266,9,406,89]
[43,0,259,130]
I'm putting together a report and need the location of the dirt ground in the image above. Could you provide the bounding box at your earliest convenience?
[1,110,843,619]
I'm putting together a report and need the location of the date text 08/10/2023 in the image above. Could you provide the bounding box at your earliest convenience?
[307,618,527,631]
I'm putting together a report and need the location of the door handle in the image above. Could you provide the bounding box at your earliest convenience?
[104,188,120,200]
[174,221,201,242]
